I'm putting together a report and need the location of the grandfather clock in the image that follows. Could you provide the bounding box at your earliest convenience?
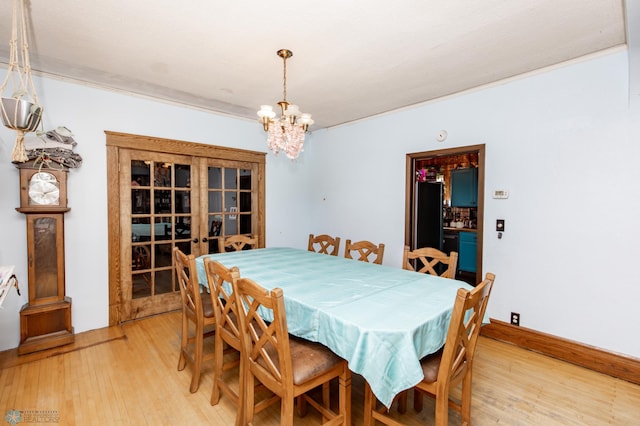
[16,164,74,355]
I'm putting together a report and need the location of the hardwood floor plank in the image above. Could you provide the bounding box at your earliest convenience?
[0,366,16,409]
[0,311,638,425]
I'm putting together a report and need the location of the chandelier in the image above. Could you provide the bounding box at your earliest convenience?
[257,49,313,160]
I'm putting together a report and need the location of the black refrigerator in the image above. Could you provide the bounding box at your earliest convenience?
[414,181,443,251]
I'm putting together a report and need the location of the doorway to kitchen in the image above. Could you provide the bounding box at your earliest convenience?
[404,144,485,285]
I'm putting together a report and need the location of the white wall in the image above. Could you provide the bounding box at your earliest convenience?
[1,49,638,360]
[309,49,640,358]
[0,76,308,351]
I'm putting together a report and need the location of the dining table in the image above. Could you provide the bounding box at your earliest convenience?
[195,246,474,408]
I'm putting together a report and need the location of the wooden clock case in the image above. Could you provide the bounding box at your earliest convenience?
[16,163,74,355]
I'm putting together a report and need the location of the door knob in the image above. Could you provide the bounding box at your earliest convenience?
[202,237,208,242]
[192,238,199,243]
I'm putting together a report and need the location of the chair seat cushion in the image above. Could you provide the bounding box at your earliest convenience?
[289,337,344,385]
[202,295,215,318]
[253,336,343,386]
[420,349,443,383]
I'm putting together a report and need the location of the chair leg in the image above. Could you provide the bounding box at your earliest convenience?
[177,348,187,371]
[190,322,204,393]
[339,368,352,426]
[296,395,308,417]
[460,373,473,425]
[365,383,410,426]
[281,392,295,426]
[243,370,255,426]
[397,390,407,414]
[235,355,246,426]
[413,388,424,412]
[434,385,449,426]
[363,382,375,426]
[210,335,223,405]
[321,382,330,423]
[177,314,188,371]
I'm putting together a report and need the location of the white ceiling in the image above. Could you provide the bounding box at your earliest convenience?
[0,0,627,130]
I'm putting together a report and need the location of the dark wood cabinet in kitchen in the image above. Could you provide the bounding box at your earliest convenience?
[450,167,478,207]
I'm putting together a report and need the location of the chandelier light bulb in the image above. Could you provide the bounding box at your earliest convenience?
[257,105,275,119]
[299,113,313,125]
[284,104,300,117]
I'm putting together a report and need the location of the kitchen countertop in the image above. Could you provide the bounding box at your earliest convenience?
[443,226,477,233]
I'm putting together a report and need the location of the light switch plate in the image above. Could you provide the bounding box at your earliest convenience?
[493,190,509,199]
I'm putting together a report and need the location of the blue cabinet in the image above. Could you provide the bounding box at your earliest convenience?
[450,168,478,207]
[458,231,477,273]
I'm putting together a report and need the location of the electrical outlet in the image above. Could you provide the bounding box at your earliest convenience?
[510,312,520,326]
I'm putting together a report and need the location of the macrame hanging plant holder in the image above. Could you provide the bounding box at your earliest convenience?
[0,0,43,163]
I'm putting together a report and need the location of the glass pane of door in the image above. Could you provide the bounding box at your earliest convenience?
[239,169,253,234]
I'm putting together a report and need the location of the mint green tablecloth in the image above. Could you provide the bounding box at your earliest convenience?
[195,247,473,408]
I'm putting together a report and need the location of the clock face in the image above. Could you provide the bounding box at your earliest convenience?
[28,172,60,206]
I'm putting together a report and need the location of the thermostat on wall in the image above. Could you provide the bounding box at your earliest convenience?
[493,190,509,199]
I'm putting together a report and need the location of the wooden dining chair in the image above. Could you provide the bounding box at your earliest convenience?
[173,247,216,393]
[203,259,243,409]
[308,233,341,256]
[219,234,258,252]
[234,276,352,425]
[403,245,458,279]
[363,272,495,426]
[205,259,276,425]
[344,239,385,264]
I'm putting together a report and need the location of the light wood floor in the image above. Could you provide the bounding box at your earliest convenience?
[1,311,639,425]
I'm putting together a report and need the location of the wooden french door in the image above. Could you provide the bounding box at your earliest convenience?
[107,132,265,324]
[120,149,195,319]
[197,158,261,255]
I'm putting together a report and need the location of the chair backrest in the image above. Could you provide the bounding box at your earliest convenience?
[438,273,495,384]
[403,245,458,279]
[204,258,241,344]
[220,234,258,252]
[234,277,293,393]
[174,247,204,318]
[344,239,385,264]
[308,233,341,256]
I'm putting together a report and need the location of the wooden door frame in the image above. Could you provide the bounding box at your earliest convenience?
[106,131,266,325]
[405,144,485,284]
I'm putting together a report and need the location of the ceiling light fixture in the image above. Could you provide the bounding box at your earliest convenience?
[257,49,313,160]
